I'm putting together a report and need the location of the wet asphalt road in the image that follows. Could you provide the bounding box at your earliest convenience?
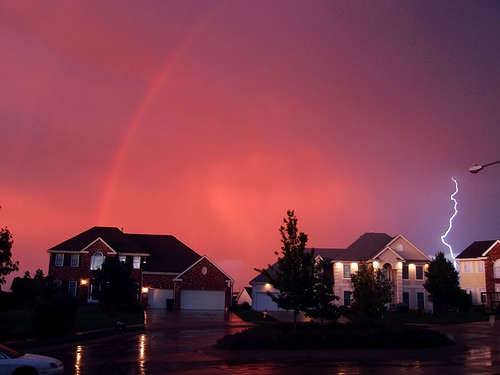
[19,310,500,374]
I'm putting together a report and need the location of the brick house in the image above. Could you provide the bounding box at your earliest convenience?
[456,240,500,306]
[47,226,233,310]
[251,232,432,312]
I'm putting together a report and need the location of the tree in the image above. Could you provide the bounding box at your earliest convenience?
[11,269,59,307]
[92,256,138,310]
[0,227,19,290]
[256,210,316,330]
[350,262,394,319]
[424,251,461,313]
[305,258,339,325]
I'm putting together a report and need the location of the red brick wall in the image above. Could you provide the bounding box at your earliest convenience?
[173,258,232,310]
[48,241,143,302]
[142,274,176,289]
[485,243,500,292]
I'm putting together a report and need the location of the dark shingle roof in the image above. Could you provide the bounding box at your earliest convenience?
[456,240,497,259]
[48,226,145,254]
[128,234,201,273]
[48,226,202,273]
[340,233,393,261]
[313,248,344,262]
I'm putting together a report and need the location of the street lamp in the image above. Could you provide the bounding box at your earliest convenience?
[469,160,500,174]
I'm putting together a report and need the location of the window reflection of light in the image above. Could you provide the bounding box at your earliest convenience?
[138,333,147,375]
[75,345,83,375]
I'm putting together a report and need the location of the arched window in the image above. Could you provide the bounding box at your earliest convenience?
[382,263,392,281]
[494,260,500,278]
[90,251,104,270]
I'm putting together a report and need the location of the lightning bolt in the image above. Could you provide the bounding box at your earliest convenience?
[440,177,458,267]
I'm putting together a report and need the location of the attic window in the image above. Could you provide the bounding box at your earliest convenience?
[201,266,208,275]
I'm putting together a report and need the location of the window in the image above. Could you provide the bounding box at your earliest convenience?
[463,261,472,273]
[118,255,126,263]
[343,291,352,306]
[478,261,485,273]
[343,265,351,279]
[382,264,392,281]
[90,251,104,270]
[403,291,409,305]
[70,254,79,267]
[402,265,409,280]
[68,281,77,297]
[132,256,141,269]
[55,254,64,267]
[416,266,423,280]
[53,280,62,290]
[494,260,500,278]
[417,292,424,309]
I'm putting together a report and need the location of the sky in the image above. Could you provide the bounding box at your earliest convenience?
[1,1,500,292]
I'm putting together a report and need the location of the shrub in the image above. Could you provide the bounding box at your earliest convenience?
[395,303,409,313]
[32,293,77,335]
[217,322,453,350]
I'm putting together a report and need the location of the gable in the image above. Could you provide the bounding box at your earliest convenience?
[83,238,117,255]
[381,235,430,262]
[175,255,233,283]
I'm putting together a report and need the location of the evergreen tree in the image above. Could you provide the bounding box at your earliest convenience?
[424,251,461,313]
[256,210,315,330]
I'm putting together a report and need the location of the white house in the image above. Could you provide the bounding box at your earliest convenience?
[250,233,432,312]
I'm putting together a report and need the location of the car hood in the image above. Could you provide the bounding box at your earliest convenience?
[21,353,63,366]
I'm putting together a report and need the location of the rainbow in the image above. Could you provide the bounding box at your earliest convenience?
[96,8,217,224]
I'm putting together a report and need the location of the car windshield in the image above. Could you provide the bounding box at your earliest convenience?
[0,343,23,359]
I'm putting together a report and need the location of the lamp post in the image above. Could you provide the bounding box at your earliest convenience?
[469,160,500,174]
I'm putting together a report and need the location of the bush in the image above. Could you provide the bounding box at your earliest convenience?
[32,293,77,335]
[0,292,16,311]
[217,322,454,350]
[395,303,409,313]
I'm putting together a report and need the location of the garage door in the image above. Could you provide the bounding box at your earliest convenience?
[254,292,280,311]
[180,290,225,310]
[148,289,174,309]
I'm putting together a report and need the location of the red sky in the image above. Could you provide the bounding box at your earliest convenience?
[1,1,500,291]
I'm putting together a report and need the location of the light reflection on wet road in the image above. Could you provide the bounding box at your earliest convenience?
[26,311,500,374]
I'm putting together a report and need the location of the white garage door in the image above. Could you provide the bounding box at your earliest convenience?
[254,292,280,311]
[180,290,225,310]
[148,289,174,309]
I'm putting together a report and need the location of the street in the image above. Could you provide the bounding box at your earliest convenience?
[22,310,500,374]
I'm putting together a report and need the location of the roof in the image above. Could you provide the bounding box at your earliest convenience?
[48,226,146,254]
[128,234,202,273]
[313,248,344,262]
[48,226,202,273]
[340,233,394,261]
[456,240,498,259]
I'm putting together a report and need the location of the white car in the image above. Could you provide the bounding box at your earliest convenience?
[0,343,63,375]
